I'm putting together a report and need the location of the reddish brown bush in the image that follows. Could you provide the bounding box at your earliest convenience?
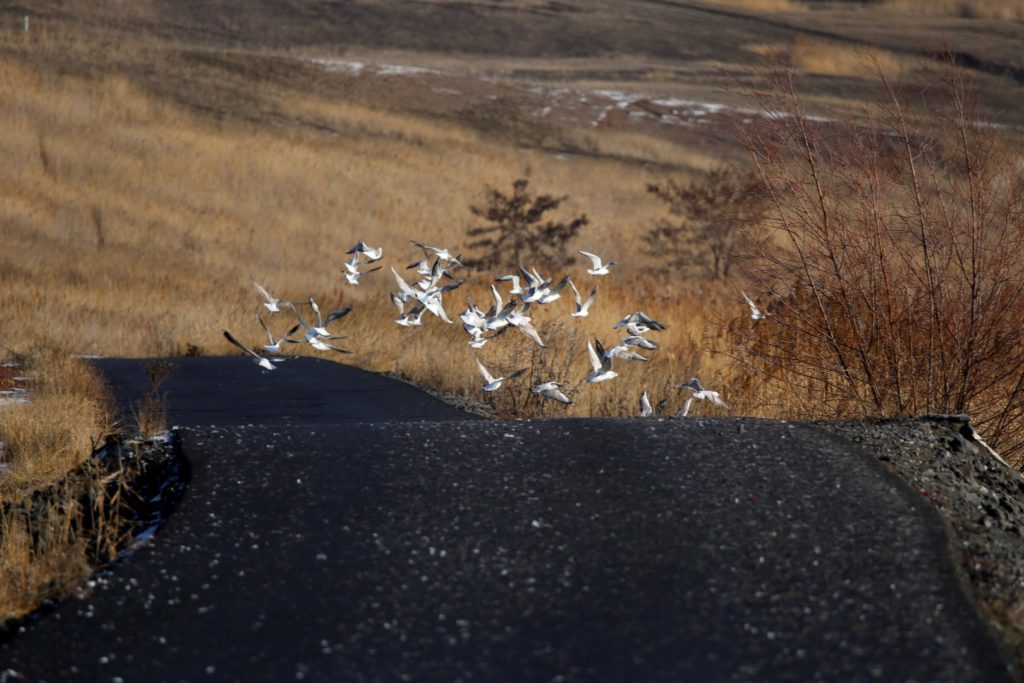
[733,64,1024,463]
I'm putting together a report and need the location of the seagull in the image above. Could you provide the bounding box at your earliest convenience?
[519,266,557,303]
[532,381,572,404]
[475,357,527,392]
[604,342,649,362]
[569,280,598,318]
[223,330,279,371]
[741,290,771,320]
[254,281,285,312]
[395,303,426,327]
[468,325,507,349]
[307,298,351,337]
[578,250,616,276]
[344,263,381,286]
[506,304,546,347]
[640,390,653,417]
[391,267,455,324]
[676,378,730,416]
[257,310,296,354]
[538,275,572,305]
[621,335,658,350]
[285,303,353,354]
[586,339,618,383]
[346,240,383,263]
[411,240,462,265]
[496,274,524,296]
[614,311,666,332]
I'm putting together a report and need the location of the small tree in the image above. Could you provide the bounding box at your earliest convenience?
[646,167,765,279]
[466,178,589,270]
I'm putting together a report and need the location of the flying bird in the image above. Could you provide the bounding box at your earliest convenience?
[257,310,296,354]
[411,240,462,265]
[578,250,616,276]
[532,381,572,404]
[741,290,771,320]
[676,377,730,416]
[614,311,666,332]
[346,240,384,263]
[254,281,285,312]
[475,357,527,392]
[640,390,653,417]
[586,339,618,383]
[307,298,351,337]
[569,280,598,318]
[223,329,280,371]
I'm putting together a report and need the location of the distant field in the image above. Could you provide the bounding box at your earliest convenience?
[1,0,1023,423]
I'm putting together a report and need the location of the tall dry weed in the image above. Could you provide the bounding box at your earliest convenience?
[0,353,124,622]
[732,62,1024,462]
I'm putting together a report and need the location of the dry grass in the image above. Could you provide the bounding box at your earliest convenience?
[882,0,1024,20]
[701,0,808,11]
[0,353,112,492]
[0,352,123,621]
[0,29,732,422]
[747,38,914,79]
[707,0,1024,19]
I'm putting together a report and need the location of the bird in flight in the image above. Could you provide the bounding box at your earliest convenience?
[475,357,527,392]
[223,329,283,371]
[586,339,618,383]
[741,290,771,320]
[532,381,572,404]
[676,377,729,416]
[579,250,616,276]
[254,281,285,313]
[569,280,598,318]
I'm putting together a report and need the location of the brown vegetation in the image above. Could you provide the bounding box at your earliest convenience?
[0,352,125,621]
[733,64,1024,463]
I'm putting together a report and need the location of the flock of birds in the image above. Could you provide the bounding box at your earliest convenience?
[224,240,769,417]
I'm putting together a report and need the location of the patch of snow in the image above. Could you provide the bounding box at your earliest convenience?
[310,58,366,75]
[377,64,440,76]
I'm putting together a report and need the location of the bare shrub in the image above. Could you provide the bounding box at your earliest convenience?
[646,166,767,279]
[466,178,589,270]
[733,63,1024,463]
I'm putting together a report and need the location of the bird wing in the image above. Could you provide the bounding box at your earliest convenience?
[223,329,261,360]
[257,310,275,343]
[587,340,603,372]
[323,307,353,325]
[320,341,353,355]
[475,357,495,384]
[741,290,762,317]
[391,267,421,300]
[681,397,693,417]
[515,321,546,348]
[569,278,582,307]
[578,250,602,269]
[582,286,598,312]
[253,281,275,304]
[542,388,571,404]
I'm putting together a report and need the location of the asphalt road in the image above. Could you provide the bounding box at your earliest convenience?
[0,357,1016,682]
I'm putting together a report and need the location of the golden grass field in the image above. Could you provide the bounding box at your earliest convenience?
[2,0,1024,619]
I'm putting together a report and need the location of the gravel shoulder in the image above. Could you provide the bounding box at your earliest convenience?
[823,416,1024,669]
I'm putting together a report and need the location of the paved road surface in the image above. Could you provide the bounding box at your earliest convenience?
[0,357,1015,681]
